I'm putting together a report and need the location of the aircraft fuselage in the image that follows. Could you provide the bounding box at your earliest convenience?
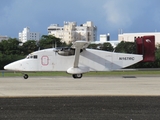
[4,48,143,78]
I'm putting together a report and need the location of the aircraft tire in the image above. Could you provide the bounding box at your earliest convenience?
[72,74,76,78]
[24,74,29,79]
[72,74,82,79]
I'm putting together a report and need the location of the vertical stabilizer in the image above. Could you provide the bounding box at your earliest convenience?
[135,36,155,62]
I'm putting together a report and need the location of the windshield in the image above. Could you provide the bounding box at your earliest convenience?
[26,54,38,59]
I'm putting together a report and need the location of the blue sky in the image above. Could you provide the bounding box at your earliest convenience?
[0,0,160,40]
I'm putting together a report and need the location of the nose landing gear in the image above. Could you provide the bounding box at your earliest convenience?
[23,74,29,79]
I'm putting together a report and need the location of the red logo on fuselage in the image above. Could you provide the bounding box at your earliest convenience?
[41,56,49,66]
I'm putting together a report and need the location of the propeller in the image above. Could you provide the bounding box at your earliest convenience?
[53,48,58,55]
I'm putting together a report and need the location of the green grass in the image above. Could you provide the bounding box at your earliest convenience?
[0,71,70,77]
[1,70,160,77]
[86,71,160,76]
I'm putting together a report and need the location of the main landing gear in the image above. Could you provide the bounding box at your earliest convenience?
[72,74,83,79]
[22,73,82,79]
[23,74,29,79]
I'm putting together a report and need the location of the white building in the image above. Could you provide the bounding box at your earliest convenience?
[91,34,120,48]
[48,21,97,44]
[100,33,110,42]
[19,27,40,43]
[0,35,9,42]
[118,32,160,44]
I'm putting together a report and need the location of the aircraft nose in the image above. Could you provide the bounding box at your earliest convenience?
[4,64,12,70]
[4,62,20,71]
[4,59,26,71]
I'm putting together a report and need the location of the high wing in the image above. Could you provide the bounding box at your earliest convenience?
[67,41,90,77]
[71,41,90,67]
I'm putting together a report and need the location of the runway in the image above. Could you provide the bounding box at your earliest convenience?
[0,76,160,119]
[0,76,160,97]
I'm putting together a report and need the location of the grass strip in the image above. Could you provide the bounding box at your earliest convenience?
[1,70,160,77]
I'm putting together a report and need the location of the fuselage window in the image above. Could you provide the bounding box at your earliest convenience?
[34,55,38,59]
[26,55,38,59]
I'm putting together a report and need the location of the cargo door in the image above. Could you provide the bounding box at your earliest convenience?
[39,55,54,71]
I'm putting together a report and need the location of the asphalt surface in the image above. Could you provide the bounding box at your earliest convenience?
[0,96,160,120]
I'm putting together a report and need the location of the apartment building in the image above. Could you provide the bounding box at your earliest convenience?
[0,35,9,42]
[19,27,40,43]
[48,21,97,44]
[118,32,160,44]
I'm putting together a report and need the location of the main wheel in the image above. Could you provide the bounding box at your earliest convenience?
[23,74,29,79]
[72,74,82,79]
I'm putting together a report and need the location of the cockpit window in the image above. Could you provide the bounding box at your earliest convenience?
[26,54,38,59]
[34,55,38,59]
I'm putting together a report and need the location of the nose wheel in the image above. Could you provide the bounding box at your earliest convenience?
[23,74,29,79]
[72,74,82,79]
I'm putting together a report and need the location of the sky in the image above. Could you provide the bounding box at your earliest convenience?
[0,0,160,40]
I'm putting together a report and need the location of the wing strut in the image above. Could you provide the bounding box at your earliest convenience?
[74,47,80,68]
[67,41,90,75]
[72,41,89,68]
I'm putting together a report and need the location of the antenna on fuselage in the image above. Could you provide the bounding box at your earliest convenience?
[55,41,57,48]
[52,40,57,48]
[53,40,58,55]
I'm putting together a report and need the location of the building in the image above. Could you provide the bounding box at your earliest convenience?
[0,35,9,42]
[19,27,40,43]
[91,34,120,48]
[118,32,160,44]
[48,21,97,44]
[100,33,110,42]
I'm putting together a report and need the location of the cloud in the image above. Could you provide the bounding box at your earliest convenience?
[1,0,159,39]
[0,0,57,36]
[103,0,151,31]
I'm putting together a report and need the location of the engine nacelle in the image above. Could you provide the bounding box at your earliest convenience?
[57,48,75,56]
[57,47,83,56]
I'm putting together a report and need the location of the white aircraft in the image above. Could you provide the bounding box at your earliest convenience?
[4,41,143,79]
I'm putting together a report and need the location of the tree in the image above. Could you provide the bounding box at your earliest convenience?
[88,43,98,49]
[0,38,20,55]
[101,43,114,52]
[115,41,136,54]
[153,44,160,67]
[88,42,114,52]
[22,40,38,55]
[0,54,24,69]
[0,38,25,69]
[0,41,3,53]
[38,35,63,49]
